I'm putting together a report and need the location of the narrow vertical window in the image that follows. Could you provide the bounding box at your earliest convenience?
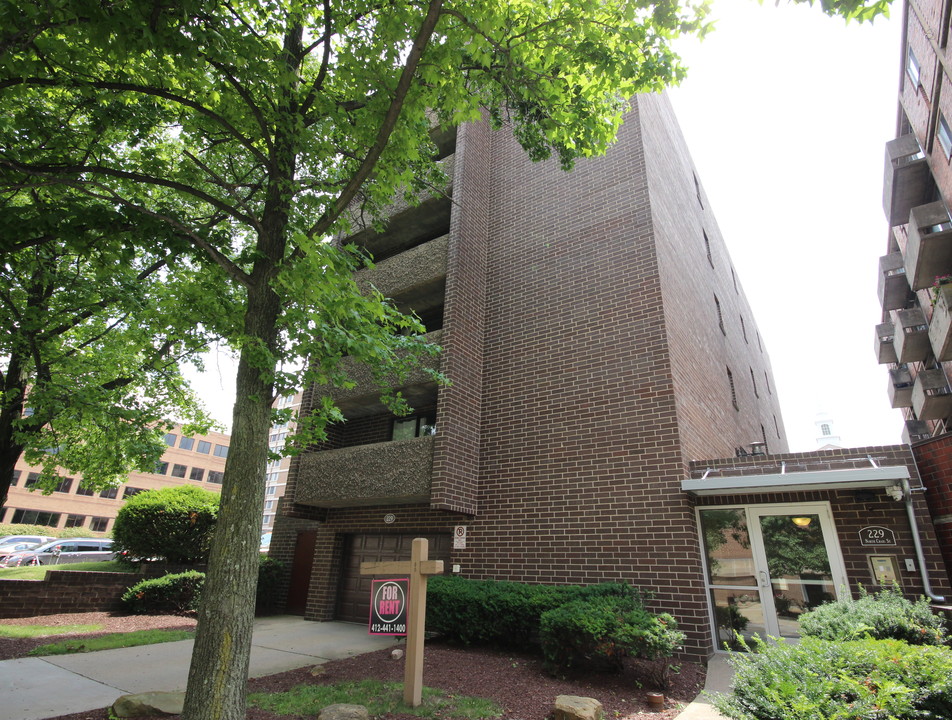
[731,267,738,294]
[938,113,952,160]
[727,367,738,410]
[774,415,780,438]
[906,47,921,89]
[740,315,748,343]
[765,371,771,395]
[694,171,703,208]
[756,332,763,353]
[715,295,725,335]
[704,230,713,267]
[750,367,759,398]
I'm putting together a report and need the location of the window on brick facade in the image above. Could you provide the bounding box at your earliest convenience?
[123,486,145,499]
[163,433,177,446]
[740,315,748,343]
[750,367,759,398]
[266,486,277,496]
[54,477,73,493]
[774,415,781,438]
[190,467,205,482]
[179,436,195,451]
[25,472,41,489]
[906,47,921,89]
[727,368,738,410]
[10,470,19,486]
[714,295,725,335]
[208,470,224,484]
[391,414,436,441]
[64,514,86,528]
[731,267,738,294]
[11,509,61,526]
[693,171,703,208]
[264,500,274,510]
[214,444,229,458]
[154,461,169,475]
[75,484,95,496]
[703,230,713,267]
[761,424,768,450]
[197,440,211,454]
[90,517,109,532]
[939,114,952,160]
[171,464,187,478]
[765,371,771,395]
[262,514,273,526]
[100,486,118,499]
[756,332,763,353]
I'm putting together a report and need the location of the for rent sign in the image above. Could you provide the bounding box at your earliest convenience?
[369,578,409,635]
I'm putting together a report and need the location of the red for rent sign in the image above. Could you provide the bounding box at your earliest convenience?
[369,578,408,636]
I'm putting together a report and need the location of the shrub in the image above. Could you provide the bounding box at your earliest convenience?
[112,486,219,565]
[426,576,644,646]
[539,596,684,678]
[799,587,947,645]
[122,571,206,614]
[712,636,952,720]
[256,556,285,615]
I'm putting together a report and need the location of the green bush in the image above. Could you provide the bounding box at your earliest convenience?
[122,571,206,614]
[539,596,684,677]
[713,636,952,720]
[799,587,947,646]
[256,556,285,615]
[426,576,643,646]
[112,486,219,564]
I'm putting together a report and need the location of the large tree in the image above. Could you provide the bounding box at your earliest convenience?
[0,1,891,719]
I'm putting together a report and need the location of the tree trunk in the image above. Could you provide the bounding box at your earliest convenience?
[0,352,28,509]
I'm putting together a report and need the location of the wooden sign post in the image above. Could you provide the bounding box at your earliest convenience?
[360,537,444,706]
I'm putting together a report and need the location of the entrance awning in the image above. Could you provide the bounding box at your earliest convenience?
[681,465,911,497]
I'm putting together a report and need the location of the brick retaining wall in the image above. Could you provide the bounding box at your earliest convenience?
[0,571,141,618]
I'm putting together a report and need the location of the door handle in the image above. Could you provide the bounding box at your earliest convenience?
[758,570,769,588]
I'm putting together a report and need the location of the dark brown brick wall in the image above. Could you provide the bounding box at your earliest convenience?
[0,572,139,618]
[911,434,952,588]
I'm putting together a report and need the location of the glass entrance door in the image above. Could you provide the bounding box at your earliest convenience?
[699,503,847,649]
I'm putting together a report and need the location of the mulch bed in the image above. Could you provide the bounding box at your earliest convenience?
[2,612,705,720]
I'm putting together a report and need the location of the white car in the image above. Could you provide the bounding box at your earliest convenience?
[1,538,115,567]
[0,534,56,549]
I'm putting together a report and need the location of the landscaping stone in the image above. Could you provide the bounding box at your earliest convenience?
[553,695,603,720]
[112,691,186,717]
[318,703,370,720]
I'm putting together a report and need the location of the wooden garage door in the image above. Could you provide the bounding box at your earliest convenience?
[336,533,450,624]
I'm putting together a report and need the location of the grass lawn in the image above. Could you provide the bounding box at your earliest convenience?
[0,561,135,579]
[250,679,501,719]
[0,623,103,638]
[27,628,195,656]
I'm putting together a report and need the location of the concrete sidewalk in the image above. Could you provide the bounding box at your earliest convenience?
[673,653,732,720]
[0,617,397,720]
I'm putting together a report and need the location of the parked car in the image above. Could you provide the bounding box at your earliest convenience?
[0,538,114,567]
[0,534,56,549]
[0,541,43,566]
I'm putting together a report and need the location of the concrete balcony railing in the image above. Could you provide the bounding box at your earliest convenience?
[355,235,448,310]
[323,329,442,420]
[905,201,952,290]
[912,368,952,421]
[875,322,898,364]
[887,366,914,408]
[294,435,435,508]
[893,307,930,363]
[929,283,952,361]
[883,134,934,227]
[902,418,932,444]
[878,252,911,311]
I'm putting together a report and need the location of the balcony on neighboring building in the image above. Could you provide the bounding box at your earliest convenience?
[902,418,933,444]
[345,154,456,261]
[322,330,443,421]
[875,322,898,364]
[883,134,934,227]
[912,368,952,420]
[294,434,435,508]
[892,307,931,363]
[887,366,914,408]
[905,201,952,290]
[929,283,952,361]
[878,252,912,310]
[355,234,448,318]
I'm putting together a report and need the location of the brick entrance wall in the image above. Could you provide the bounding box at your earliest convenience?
[910,435,952,589]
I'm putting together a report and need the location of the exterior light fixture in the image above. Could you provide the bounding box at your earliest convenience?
[885,485,905,501]
[791,516,812,528]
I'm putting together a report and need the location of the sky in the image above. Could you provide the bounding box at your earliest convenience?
[668,0,904,451]
[188,1,908,452]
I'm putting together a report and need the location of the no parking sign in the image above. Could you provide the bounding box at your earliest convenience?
[369,578,408,635]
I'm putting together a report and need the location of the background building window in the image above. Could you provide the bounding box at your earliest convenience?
[197,440,211,454]
[938,114,952,159]
[190,467,205,482]
[727,367,738,410]
[391,414,436,441]
[11,509,61,526]
[906,47,921,89]
[89,517,109,532]
[99,487,118,499]
[171,464,187,478]
[54,477,73,493]
[207,471,224,484]
[154,461,169,475]
[163,433,177,446]
[123,487,145,499]
[179,436,195,451]
[213,444,229,458]
[10,470,19,486]
[75,485,95,496]
[64,514,86,528]
[821,424,831,436]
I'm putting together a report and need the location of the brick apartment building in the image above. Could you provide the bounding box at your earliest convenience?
[874,0,952,585]
[269,90,951,657]
[2,425,230,535]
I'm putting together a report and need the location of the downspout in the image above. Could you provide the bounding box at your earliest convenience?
[902,478,946,602]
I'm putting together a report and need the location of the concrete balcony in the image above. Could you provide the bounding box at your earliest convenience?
[888,366,914,408]
[346,154,455,261]
[325,330,443,420]
[912,368,952,421]
[883,134,934,227]
[929,283,952,361]
[902,419,933,444]
[905,201,952,290]
[878,252,911,311]
[875,322,898,364]
[355,235,448,315]
[294,435,435,508]
[893,307,930,363]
